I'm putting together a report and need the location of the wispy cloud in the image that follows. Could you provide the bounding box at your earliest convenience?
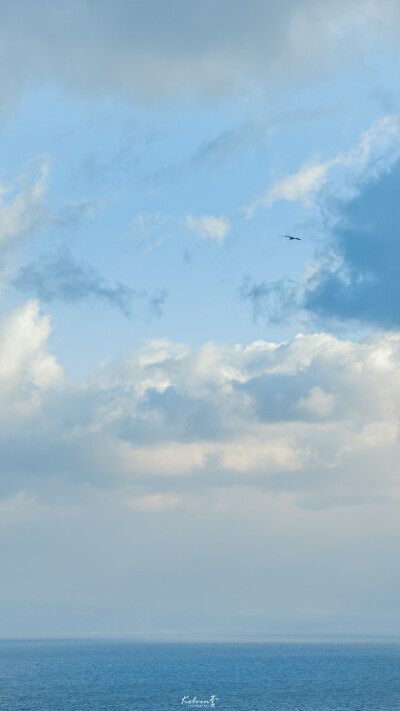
[130,210,231,252]
[12,252,167,317]
[185,213,230,245]
[240,276,298,323]
[0,158,99,298]
[245,115,400,216]
[130,212,172,254]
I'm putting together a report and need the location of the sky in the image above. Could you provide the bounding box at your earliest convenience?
[1,0,400,639]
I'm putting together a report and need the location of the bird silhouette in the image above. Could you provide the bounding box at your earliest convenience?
[284,235,301,241]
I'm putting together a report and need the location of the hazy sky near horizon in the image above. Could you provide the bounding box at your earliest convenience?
[1,0,400,638]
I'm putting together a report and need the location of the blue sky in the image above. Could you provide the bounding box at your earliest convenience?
[1,0,400,638]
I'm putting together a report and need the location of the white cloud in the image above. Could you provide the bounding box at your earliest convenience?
[0,300,63,428]
[297,386,336,419]
[245,114,400,215]
[185,213,230,245]
[218,436,305,473]
[0,156,51,254]
[110,440,208,476]
[1,327,400,511]
[131,210,231,251]
[257,158,337,213]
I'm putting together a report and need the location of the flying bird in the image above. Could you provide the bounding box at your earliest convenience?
[284,235,301,241]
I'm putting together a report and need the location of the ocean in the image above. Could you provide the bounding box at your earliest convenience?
[0,640,399,710]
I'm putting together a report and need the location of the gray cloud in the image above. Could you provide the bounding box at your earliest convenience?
[0,0,397,108]
[12,252,167,317]
[304,159,400,327]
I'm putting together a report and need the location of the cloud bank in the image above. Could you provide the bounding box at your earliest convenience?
[1,309,400,512]
[0,0,399,108]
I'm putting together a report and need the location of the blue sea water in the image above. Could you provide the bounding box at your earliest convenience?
[0,640,399,710]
